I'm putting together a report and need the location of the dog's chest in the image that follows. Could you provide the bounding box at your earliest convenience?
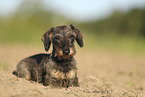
[51,69,76,80]
[46,58,76,80]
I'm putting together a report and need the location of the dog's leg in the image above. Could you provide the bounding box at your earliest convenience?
[44,74,61,87]
[70,77,79,87]
[16,60,31,80]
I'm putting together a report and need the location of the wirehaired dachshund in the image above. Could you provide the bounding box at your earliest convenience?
[13,24,84,88]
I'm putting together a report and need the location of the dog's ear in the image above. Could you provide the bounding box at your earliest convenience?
[41,27,55,52]
[70,24,84,47]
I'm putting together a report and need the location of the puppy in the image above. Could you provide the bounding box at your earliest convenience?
[13,24,84,88]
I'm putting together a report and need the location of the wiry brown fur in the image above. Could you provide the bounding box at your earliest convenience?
[13,24,84,88]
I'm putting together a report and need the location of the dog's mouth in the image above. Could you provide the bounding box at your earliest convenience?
[55,47,76,60]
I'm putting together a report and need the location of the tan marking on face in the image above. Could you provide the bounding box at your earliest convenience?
[72,31,76,37]
[69,47,76,56]
[56,47,76,59]
[56,49,63,56]
[49,33,53,41]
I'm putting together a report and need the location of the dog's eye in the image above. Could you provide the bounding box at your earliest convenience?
[53,36,59,40]
[69,34,74,39]
[53,40,60,46]
[69,34,75,43]
[53,36,60,45]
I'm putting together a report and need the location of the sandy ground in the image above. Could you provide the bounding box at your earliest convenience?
[0,44,145,97]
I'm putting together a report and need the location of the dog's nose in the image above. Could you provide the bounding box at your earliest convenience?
[63,50,70,55]
[63,47,70,55]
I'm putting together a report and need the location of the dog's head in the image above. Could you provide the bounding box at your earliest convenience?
[41,24,84,59]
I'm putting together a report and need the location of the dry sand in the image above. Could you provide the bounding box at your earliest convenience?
[0,44,145,97]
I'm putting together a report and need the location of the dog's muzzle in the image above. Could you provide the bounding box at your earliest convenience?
[63,46,70,55]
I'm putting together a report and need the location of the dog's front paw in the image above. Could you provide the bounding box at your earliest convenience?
[69,77,79,87]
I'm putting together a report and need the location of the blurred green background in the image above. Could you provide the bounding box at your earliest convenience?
[0,1,145,54]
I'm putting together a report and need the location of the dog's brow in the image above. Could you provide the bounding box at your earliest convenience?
[65,30,73,35]
[65,31,74,36]
[54,34,63,37]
